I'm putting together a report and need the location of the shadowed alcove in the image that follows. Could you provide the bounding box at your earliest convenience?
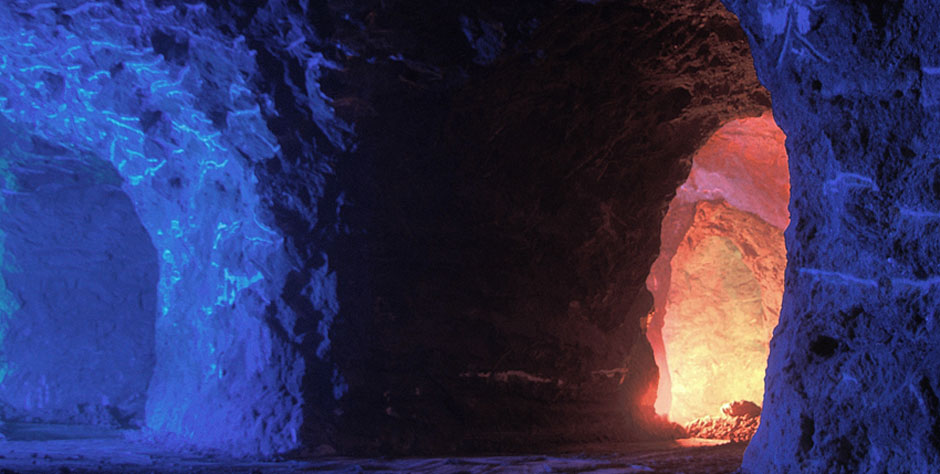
[0,157,157,428]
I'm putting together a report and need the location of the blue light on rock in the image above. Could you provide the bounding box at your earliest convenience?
[0,0,326,456]
[0,228,19,386]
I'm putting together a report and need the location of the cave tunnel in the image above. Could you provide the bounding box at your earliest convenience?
[647,111,788,434]
[0,156,157,428]
[0,0,936,473]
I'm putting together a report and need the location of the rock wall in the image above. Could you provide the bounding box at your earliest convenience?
[0,1,308,455]
[725,0,940,471]
[664,201,784,423]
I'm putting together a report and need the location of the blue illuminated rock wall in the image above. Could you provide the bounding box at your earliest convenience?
[725,0,940,471]
[0,0,336,455]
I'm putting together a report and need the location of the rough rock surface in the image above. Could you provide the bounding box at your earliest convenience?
[647,112,787,422]
[721,400,762,418]
[686,413,760,443]
[685,400,762,443]
[663,201,784,423]
[724,0,940,471]
[0,1,305,456]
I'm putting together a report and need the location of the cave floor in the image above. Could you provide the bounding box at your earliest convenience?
[0,424,746,473]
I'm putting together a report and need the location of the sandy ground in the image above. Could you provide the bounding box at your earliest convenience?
[0,424,745,473]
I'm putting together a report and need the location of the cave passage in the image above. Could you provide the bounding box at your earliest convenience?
[0,157,158,428]
[646,111,788,426]
[0,0,794,469]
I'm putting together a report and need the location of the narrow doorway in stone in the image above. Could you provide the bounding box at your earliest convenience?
[0,156,158,439]
[645,111,788,441]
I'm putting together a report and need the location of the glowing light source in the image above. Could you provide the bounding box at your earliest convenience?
[646,112,788,423]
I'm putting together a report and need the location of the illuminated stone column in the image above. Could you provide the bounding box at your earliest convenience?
[726,0,940,470]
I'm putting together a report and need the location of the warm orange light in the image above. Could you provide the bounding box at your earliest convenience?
[646,111,788,423]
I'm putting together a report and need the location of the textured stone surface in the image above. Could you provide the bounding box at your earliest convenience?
[669,231,764,424]
[647,113,787,421]
[722,400,761,418]
[0,1,307,455]
[686,412,760,443]
[684,400,761,443]
[664,202,784,423]
[673,112,790,230]
[724,0,940,471]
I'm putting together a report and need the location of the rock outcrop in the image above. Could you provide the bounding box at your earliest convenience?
[663,201,784,424]
[722,400,762,418]
[725,0,940,471]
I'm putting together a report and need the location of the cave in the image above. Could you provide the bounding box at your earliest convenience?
[0,0,935,472]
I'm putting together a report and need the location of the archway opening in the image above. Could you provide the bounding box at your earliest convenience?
[646,111,788,437]
[0,156,158,429]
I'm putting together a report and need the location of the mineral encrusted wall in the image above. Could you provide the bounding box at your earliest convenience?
[663,201,784,423]
[0,1,308,455]
[725,0,940,471]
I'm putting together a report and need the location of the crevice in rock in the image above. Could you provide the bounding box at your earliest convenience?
[809,335,839,359]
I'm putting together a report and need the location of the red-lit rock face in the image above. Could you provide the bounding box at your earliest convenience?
[676,111,790,230]
[647,111,788,424]
[664,200,785,422]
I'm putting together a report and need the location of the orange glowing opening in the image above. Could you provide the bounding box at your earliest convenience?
[646,111,789,424]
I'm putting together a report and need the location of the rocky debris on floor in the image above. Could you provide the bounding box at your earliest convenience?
[685,401,761,443]
[720,400,761,418]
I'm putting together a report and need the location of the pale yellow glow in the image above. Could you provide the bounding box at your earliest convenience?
[664,235,767,423]
[646,112,788,422]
